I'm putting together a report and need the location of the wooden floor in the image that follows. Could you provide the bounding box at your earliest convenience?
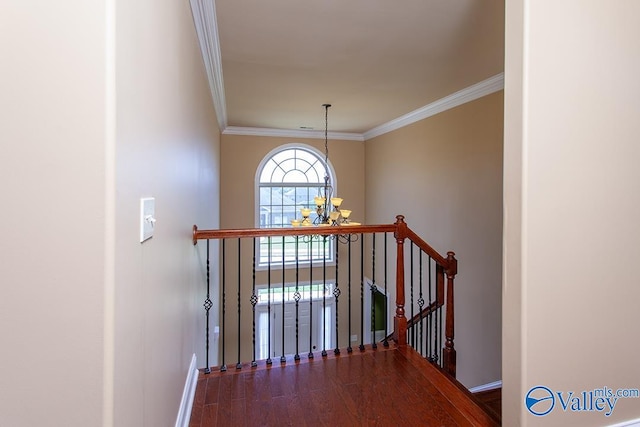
[473,388,501,424]
[189,345,498,426]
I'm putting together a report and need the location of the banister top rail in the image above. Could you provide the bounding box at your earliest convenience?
[193,215,451,269]
[193,223,396,244]
[404,227,449,267]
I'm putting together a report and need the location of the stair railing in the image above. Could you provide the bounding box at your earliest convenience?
[192,215,457,377]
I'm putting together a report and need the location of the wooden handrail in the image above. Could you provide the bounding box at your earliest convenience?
[383,300,441,343]
[405,227,448,267]
[406,301,441,328]
[193,223,396,243]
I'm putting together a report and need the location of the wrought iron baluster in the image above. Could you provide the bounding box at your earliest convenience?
[334,237,341,355]
[251,238,257,367]
[383,233,389,347]
[347,237,352,353]
[437,263,442,366]
[419,250,424,357]
[266,236,272,365]
[281,236,286,363]
[321,236,327,357]
[410,242,416,350]
[371,233,377,349]
[294,236,300,361]
[359,233,365,352]
[204,240,212,374]
[432,257,438,364]
[308,238,314,359]
[425,251,430,361]
[236,238,242,370]
[221,239,227,372]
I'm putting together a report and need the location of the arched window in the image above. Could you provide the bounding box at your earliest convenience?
[256,144,335,266]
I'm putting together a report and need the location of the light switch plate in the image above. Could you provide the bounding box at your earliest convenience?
[140,197,155,243]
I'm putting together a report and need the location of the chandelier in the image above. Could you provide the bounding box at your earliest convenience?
[292,104,359,228]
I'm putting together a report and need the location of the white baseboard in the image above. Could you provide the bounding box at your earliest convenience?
[175,354,199,427]
[469,380,502,393]
[608,419,640,427]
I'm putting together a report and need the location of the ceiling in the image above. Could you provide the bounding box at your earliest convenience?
[211,0,505,136]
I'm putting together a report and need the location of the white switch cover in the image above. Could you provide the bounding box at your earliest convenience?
[140,197,155,243]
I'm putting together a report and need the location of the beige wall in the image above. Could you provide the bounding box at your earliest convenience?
[114,0,220,425]
[365,92,504,389]
[504,1,640,425]
[0,2,109,426]
[0,1,220,426]
[221,134,365,230]
[219,135,364,361]
[503,0,524,423]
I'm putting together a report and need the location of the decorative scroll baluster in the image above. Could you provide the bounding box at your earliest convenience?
[433,257,439,364]
[308,238,314,359]
[383,233,389,347]
[427,252,432,359]
[294,236,301,361]
[419,250,425,358]
[266,237,272,365]
[221,239,227,372]
[371,233,377,350]
[281,236,286,363]
[427,253,432,362]
[359,233,365,352]
[251,238,257,367]
[347,238,352,353]
[410,242,415,349]
[321,236,327,357]
[418,247,424,356]
[204,240,212,374]
[443,251,457,377]
[334,237,341,355]
[434,264,444,365]
[236,239,242,370]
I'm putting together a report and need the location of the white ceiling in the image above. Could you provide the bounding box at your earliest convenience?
[209,0,505,136]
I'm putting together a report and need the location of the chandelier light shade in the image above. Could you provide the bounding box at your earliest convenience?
[293,104,359,228]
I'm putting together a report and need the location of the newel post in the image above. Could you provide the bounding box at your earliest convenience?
[443,251,457,378]
[393,215,408,346]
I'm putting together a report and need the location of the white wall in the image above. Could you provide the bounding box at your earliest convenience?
[0,2,109,425]
[504,1,640,425]
[0,1,220,426]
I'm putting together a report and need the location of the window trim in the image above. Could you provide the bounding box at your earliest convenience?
[254,143,338,228]
[254,143,338,270]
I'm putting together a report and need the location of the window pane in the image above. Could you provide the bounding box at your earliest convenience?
[272,149,293,164]
[283,169,307,183]
[257,146,335,266]
[259,159,277,183]
[295,149,321,168]
[278,158,296,176]
[270,165,285,182]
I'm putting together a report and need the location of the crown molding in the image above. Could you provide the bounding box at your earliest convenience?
[363,73,504,140]
[223,126,364,142]
[190,0,227,131]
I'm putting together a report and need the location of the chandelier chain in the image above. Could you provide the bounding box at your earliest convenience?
[323,104,330,176]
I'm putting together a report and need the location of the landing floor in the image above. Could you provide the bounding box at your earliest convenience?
[189,345,497,426]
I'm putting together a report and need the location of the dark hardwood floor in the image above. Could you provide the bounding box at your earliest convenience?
[473,388,501,425]
[189,345,497,426]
